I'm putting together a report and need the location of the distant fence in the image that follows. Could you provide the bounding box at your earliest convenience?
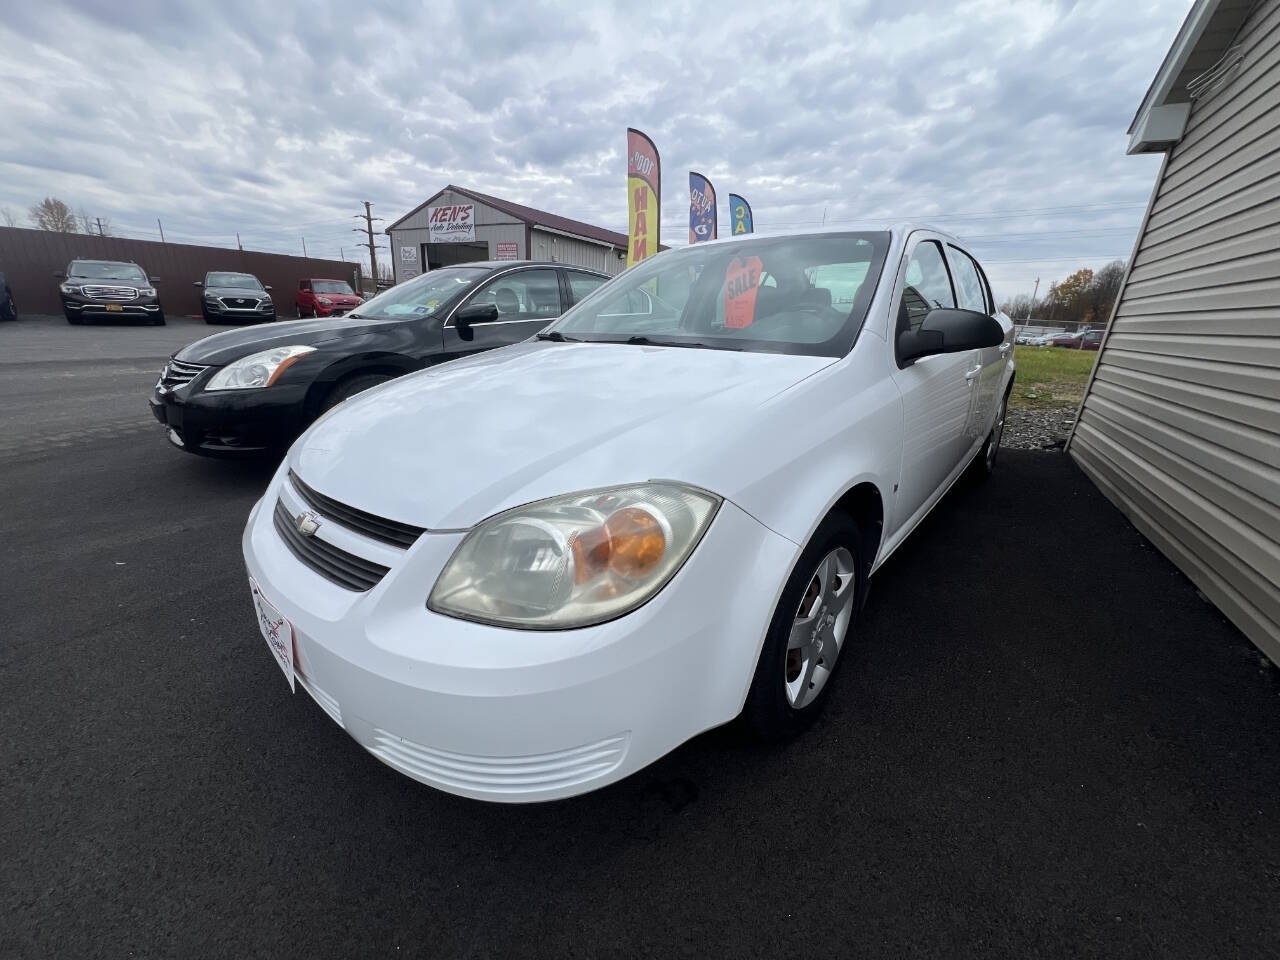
[0,226,361,317]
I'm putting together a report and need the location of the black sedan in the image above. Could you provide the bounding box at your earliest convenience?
[150,260,610,457]
[196,271,276,324]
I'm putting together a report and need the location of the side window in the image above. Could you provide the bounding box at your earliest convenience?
[467,269,562,321]
[947,245,987,314]
[299,280,310,291]
[567,271,607,303]
[897,240,954,336]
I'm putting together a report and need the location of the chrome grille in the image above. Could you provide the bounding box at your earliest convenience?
[272,500,389,592]
[81,285,137,301]
[288,471,425,548]
[160,359,208,388]
[219,297,260,309]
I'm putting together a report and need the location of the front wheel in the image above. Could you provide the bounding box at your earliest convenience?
[320,373,393,412]
[151,311,166,326]
[1,293,16,321]
[744,513,863,740]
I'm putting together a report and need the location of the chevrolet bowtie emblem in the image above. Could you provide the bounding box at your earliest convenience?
[294,511,321,537]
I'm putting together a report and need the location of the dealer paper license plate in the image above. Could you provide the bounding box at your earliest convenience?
[250,577,294,691]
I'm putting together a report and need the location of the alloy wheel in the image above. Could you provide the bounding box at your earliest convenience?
[784,547,856,709]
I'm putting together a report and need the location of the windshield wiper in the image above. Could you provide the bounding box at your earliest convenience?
[622,335,737,350]
[536,331,582,342]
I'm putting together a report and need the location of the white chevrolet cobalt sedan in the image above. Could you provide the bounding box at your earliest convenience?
[243,225,1014,802]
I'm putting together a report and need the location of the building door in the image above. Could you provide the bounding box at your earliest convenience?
[423,241,489,271]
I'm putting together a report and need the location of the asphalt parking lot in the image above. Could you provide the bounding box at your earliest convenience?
[3,315,1278,958]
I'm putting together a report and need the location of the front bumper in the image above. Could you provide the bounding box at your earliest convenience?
[150,380,308,456]
[205,299,275,322]
[241,466,798,802]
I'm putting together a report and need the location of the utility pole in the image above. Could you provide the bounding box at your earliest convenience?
[1028,277,1040,320]
[340,246,346,261]
[157,219,165,243]
[96,217,104,237]
[236,233,242,251]
[301,236,308,258]
[353,201,384,286]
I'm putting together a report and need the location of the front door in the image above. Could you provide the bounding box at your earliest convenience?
[441,267,564,360]
[888,236,978,528]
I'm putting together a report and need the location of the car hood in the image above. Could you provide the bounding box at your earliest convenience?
[205,285,270,299]
[175,315,397,365]
[290,341,835,530]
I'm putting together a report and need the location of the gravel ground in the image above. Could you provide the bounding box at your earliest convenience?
[1002,406,1078,449]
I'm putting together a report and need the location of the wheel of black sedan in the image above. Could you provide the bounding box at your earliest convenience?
[745,512,863,740]
[322,373,394,411]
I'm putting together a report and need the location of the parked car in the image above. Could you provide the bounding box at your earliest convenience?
[1080,329,1104,350]
[1025,332,1058,346]
[196,271,276,324]
[58,260,163,325]
[296,278,362,318]
[0,272,15,321]
[1048,331,1083,347]
[151,261,606,456]
[241,225,1014,802]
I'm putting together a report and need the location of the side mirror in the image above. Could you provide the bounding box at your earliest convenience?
[193,280,203,287]
[263,284,273,291]
[149,276,161,283]
[899,308,1003,365]
[453,302,500,341]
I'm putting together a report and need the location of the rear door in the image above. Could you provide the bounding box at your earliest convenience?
[440,267,564,360]
[565,269,609,306]
[946,244,1005,444]
[888,235,977,525]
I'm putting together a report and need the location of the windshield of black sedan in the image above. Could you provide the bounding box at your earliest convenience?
[206,272,262,289]
[354,266,488,319]
[549,232,890,356]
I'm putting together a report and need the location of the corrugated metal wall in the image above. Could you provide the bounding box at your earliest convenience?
[1068,0,1280,664]
[529,227,626,276]
[0,226,357,317]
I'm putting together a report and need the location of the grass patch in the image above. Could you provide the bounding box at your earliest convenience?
[1010,346,1098,411]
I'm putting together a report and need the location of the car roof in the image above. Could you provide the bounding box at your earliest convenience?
[678,221,964,249]
[70,259,138,266]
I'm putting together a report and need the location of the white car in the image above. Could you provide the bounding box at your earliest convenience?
[243,224,1014,802]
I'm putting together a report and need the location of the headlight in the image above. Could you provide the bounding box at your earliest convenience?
[259,298,273,308]
[203,294,219,303]
[317,296,333,305]
[138,287,157,297]
[59,283,79,295]
[205,345,316,391]
[428,482,721,629]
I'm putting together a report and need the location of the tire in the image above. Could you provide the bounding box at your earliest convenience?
[321,373,393,412]
[745,512,864,740]
[152,311,166,326]
[202,307,215,324]
[1,291,15,321]
[65,310,82,325]
[970,388,1010,483]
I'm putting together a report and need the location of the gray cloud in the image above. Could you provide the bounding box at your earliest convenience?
[0,0,1190,294]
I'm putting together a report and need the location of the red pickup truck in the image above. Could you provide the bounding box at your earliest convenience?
[296,278,363,318]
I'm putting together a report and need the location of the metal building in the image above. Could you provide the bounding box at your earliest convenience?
[385,185,632,283]
[1067,0,1280,664]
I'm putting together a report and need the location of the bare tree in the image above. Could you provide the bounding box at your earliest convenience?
[0,206,15,228]
[30,197,78,232]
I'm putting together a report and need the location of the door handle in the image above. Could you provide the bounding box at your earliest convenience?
[1000,345,1010,358]
[964,364,982,381]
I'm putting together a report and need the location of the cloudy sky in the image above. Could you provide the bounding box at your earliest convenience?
[1,0,1191,297]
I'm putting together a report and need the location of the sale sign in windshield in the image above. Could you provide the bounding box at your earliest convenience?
[626,128,661,268]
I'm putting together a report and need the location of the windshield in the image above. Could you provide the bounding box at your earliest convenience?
[207,272,262,289]
[549,232,890,356]
[70,261,147,283]
[312,280,355,295]
[352,267,488,320]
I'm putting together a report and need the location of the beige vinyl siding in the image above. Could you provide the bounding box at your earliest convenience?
[1070,0,1280,665]
[529,227,625,276]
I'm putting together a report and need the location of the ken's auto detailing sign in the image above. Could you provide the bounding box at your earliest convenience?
[427,204,475,243]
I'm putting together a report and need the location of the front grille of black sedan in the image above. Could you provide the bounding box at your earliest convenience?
[218,297,261,309]
[160,359,208,388]
[288,471,426,548]
[272,500,389,592]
